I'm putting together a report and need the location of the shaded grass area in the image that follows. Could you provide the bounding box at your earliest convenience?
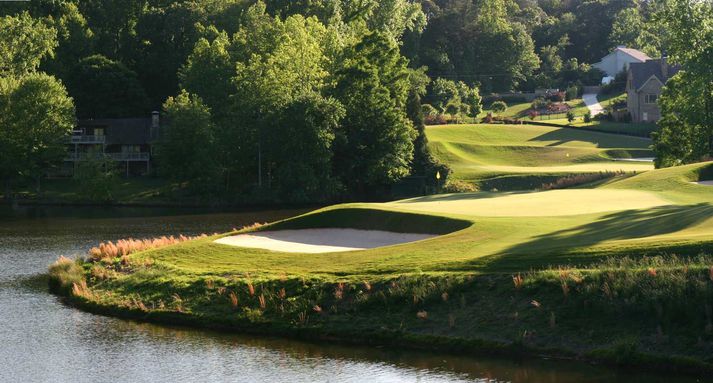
[267,207,471,235]
[7,177,188,205]
[546,120,658,138]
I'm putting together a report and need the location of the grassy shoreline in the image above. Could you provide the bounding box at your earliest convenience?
[49,254,713,377]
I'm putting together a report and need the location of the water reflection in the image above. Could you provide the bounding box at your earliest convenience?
[0,207,703,383]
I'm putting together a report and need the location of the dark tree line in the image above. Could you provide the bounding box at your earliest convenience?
[2,0,694,203]
[1,0,665,118]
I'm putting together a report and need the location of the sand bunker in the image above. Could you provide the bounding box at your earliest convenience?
[694,181,713,186]
[214,229,437,253]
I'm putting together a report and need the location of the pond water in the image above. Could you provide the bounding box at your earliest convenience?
[0,206,703,382]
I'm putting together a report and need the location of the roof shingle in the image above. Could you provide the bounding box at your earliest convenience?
[629,59,681,91]
[78,118,153,145]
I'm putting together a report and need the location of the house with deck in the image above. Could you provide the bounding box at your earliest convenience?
[626,58,680,123]
[63,112,160,176]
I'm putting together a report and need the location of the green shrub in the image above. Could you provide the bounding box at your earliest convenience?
[443,179,478,193]
[531,97,547,110]
[490,100,507,114]
[565,86,579,101]
[566,111,575,123]
[421,103,437,117]
[73,153,119,202]
[584,111,592,123]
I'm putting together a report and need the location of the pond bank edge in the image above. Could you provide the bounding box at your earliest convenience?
[50,285,713,379]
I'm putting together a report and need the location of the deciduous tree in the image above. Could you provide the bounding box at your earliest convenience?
[332,32,415,195]
[0,12,57,76]
[66,54,149,118]
[0,73,75,197]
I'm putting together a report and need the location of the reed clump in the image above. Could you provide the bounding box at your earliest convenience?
[48,256,85,295]
[87,234,208,262]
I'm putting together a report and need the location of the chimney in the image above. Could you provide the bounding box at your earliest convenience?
[660,50,668,80]
[151,111,160,140]
[151,111,160,128]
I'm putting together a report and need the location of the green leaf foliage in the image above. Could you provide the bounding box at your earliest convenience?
[0,73,75,191]
[66,54,149,118]
[332,32,416,194]
[0,12,57,76]
[158,91,219,191]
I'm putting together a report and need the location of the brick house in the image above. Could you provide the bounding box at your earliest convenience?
[626,58,680,123]
[63,111,160,176]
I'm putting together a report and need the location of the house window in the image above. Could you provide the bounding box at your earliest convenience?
[94,128,105,136]
[644,94,658,104]
[122,145,141,153]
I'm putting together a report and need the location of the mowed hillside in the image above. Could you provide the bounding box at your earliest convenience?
[427,124,654,189]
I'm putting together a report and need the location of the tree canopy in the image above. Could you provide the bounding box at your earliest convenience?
[0,12,57,76]
[652,0,713,167]
[0,11,75,196]
[2,0,705,202]
[66,54,149,118]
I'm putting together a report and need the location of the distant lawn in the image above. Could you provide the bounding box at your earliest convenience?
[598,92,626,108]
[476,93,628,124]
[480,100,534,119]
[546,118,658,137]
[426,123,653,189]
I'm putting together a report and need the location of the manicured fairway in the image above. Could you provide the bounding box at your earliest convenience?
[126,162,713,278]
[427,124,654,186]
[387,189,670,217]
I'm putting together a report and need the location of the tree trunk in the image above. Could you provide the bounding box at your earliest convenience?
[3,179,12,204]
[707,86,713,157]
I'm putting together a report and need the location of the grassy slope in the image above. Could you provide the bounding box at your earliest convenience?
[9,177,187,205]
[50,160,713,373]
[427,123,654,187]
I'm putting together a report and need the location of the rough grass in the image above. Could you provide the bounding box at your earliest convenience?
[54,251,713,374]
[48,256,85,295]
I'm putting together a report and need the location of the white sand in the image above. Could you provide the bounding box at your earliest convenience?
[693,181,713,186]
[214,229,437,253]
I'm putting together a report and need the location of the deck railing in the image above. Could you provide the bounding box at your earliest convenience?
[108,152,150,161]
[65,152,149,161]
[65,135,106,144]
